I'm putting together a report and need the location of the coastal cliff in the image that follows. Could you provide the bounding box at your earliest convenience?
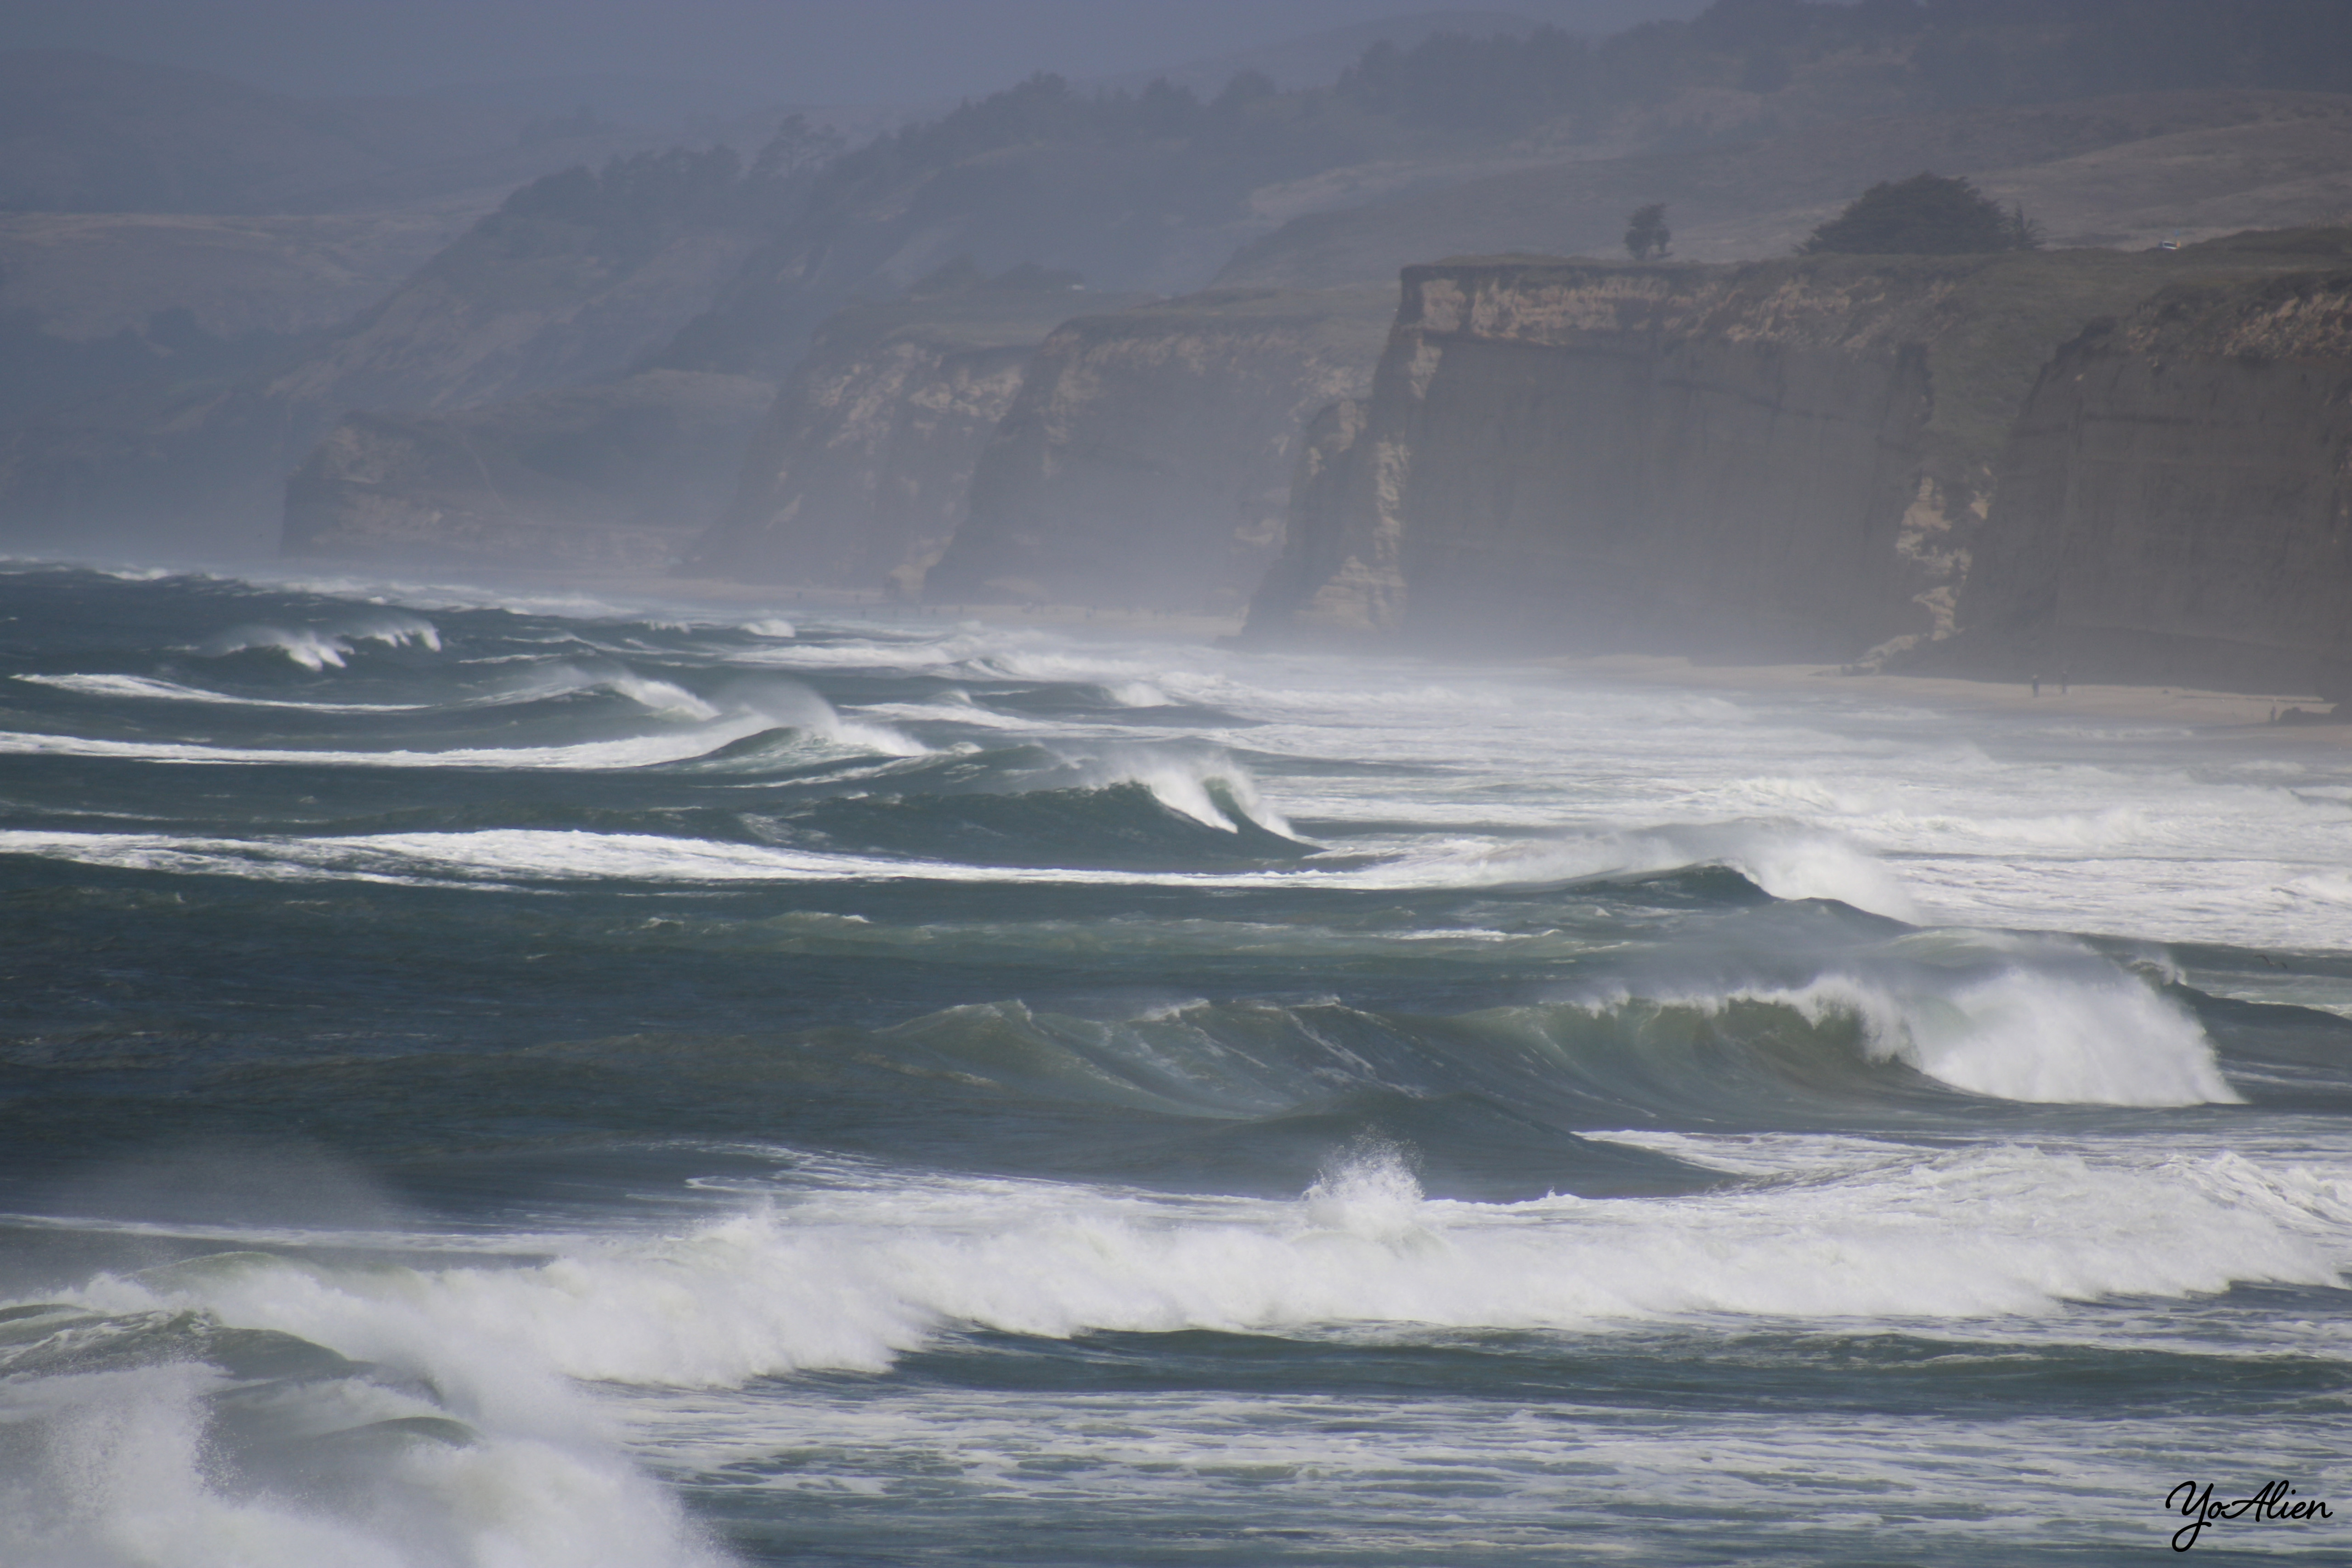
[686,273,1140,594]
[282,370,769,569]
[922,284,1393,613]
[1941,250,2352,699]
[1248,243,2345,662]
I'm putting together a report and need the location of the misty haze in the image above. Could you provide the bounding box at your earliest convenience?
[3,3,2350,1563]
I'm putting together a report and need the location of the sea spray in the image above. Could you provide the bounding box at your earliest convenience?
[8,567,2352,1566]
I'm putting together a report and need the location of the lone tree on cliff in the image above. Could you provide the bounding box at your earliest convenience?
[1801,173,2042,255]
[1624,204,1671,261]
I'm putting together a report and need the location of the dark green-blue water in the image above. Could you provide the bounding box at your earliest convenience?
[2,563,2347,1564]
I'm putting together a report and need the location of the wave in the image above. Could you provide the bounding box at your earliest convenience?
[0,723,779,773]
[1343,821,1921,921]
[0,815,1955,920]
[1571,967,2236,1108]
[8,1140,2337,1563]
[13,665,774,730]
[836,952,2235,1118]
[0,824,1310,889]
[18,1144,2343,1403]
[196,614,442,671]
[0,1299,721,1568]
[12,673,441,713]
[790,779,1311,871]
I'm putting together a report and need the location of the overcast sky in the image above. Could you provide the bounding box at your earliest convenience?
[5,0,1706,103]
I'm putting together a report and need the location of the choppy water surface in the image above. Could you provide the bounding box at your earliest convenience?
[2,564,2347,1565]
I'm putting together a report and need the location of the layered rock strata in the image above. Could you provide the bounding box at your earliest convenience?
[1247,244,2344,663]
[922,285,1394,614]
[1946,268,2352,698]
[686,279,1139,594]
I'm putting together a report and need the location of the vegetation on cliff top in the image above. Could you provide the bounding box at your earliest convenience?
[1800,173,2041,255]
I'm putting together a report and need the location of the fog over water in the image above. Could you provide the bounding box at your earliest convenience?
[0,563,2347,1564]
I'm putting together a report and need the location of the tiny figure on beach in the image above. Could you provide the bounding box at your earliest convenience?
[2059,670,2070,695]
[2030,673,2041,697]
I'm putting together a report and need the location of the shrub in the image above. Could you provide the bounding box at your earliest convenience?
[1801,172,2040,255]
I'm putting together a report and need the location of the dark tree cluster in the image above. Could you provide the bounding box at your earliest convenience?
[1625,204,1673,261]
[1800,173,2041,255]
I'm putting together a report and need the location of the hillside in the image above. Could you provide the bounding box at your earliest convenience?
[1218,90,2352,288]
[0,147,803,550]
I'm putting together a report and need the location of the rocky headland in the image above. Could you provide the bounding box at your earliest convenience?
[686,267,1145,594]
[922,283,1394,614]
[1933,240,2352,701]
[1245,233,2352,701]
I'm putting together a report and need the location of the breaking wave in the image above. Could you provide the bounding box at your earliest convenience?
[197,614,442,671]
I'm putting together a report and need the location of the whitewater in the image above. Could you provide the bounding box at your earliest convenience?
[0,563,2346,1565]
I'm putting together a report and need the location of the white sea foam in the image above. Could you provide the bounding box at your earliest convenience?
[0,815,1887,895]
[1723,968,2234,1106]
[583,670,718,721]
[0,1355,722,1568]
[854,692,1040,731]
[1066,747,1295,836]
[39,1143,2346,1400]
[0,723,776,772]
[198,614,441,670]
[13,673,439,713]
[704,674,926,759]
[1341,820,1921,920]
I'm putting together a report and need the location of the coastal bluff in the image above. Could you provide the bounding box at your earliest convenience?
[1249,239,2352,690]
[922,285,1392,615]
[1252,256,1979,658]
[1943,259,2352,700]
[687,276,1141,595]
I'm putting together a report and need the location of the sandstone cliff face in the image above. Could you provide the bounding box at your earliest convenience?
[687,282,1138,594]
[282,370,770,570]
[1248,245,2345,661]
[922,285,1394,613]
[1949,269,2352,699]
[1250,259,1981,655]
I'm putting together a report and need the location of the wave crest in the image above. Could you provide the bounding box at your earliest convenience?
[198,614,441,671]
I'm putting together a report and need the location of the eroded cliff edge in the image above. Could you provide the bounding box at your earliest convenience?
[688,273,1140,594]
[1248,243,2343,666]
[922,285,1395,615]
[1927,263,2352,700]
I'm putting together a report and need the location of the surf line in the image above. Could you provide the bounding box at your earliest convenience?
[2167,1480,2333,1551]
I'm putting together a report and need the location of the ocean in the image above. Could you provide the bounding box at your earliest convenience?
[1,562,2346,1565]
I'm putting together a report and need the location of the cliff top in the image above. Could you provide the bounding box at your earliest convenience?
[804,286,1155,357]
[1040,282,1401,361]
[2107,268,2352,362]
